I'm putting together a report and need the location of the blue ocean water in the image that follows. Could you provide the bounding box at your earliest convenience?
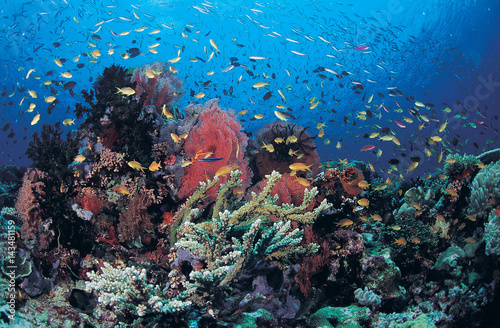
[1,0,499,175]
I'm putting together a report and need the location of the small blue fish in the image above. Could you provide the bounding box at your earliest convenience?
[198,157,224,162]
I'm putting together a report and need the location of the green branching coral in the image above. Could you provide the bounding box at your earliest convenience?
[467,160,500,220]
[85,262,192,317]
[170,169,331,244]
[174,170,332,306]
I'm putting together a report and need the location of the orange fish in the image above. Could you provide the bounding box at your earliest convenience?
[336,219,353,227]
[394,238,407,246]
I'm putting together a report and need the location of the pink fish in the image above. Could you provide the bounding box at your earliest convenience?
[361,145,376,151]
[395,120,406,128]
[355,46,369,51]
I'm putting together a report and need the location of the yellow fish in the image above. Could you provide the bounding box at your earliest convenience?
[209,39,220,52]
[274,138,284,144]
[336,141,342,149]
[28,90,37,98]
[63,119,75,125]
[261,142,275,152]
[171,133,181,144]
[278,89,286,102]
[149,161,162,172]
[168,56,181,63]
[60,72,72,78]
[26,68,35,79]
[254,114,264,119]
[238,110,248,115]
[27,103,36,112]
[274,110,287,122]
[54,59,63,67]
[128,160,147,172]
[194,92,205,99]
[406,161,419,173]
[286,135,298,144]
[31,112,40,125]
[215,164,239,177]
[253,82,268,89]
[207,71,214,76]
[439,121,448,132]
[318,129,324,138]
[289,162,313,172]
[74,155,86,163]
[162,105,173,119]
[114,185,130,194]
[357,198,370,207]
[295,177,311,187]
[116,87,136,96]
[358,180,370,189]
[445,188,458,197]
[181,159,193,167]
[391,136,401,146]
[430,136,442,142]
[45,96,56,103]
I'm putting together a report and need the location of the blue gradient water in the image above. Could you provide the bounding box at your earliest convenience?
[0,0,498,178]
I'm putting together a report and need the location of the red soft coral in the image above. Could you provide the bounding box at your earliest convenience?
[178,99,252,200]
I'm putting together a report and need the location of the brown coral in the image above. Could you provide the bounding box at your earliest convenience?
[117,193,154,243]
[339,166,364,197]
[15,168,45,242]
[76,187,104,215]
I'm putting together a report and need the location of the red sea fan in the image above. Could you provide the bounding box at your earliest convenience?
[131,61,183,115]
[178,99,252,200]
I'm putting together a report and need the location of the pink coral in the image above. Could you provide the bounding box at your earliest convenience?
[15,168,45,241]
[178,99,252,200]
[131,61,183,115]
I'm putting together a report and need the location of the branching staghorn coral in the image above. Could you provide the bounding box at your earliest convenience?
[170,169,331,244]
[174,170,332,307]
[85,262,192,317]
